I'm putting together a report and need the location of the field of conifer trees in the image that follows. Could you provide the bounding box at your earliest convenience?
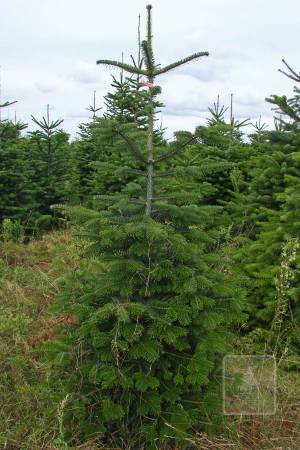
[1,3,300,449]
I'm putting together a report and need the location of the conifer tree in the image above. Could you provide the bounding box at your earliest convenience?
[190,97,251,209]
[0,99,21,145]
[104,73,148,127]
[234,62,300,356]
[0,120,33,224]
[47,6,244,449]
[76,66,163,200]
[28,105,74,231]
[72,93,103,201]
[0,99,33,226]
[86,90,102,120]
[96,4,209,216]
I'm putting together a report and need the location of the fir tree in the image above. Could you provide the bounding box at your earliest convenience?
[234,62,300,357]
[28,105,74,232]
[104,72,149,128]
[0,120,34,224]
[191,97,251,209]
[0,98,22,146]
[46,6,244,449]
[76,70,163,200]
[0,99,33,225]
[73,91,103,201]
[96,4,209,216]
[86,90,102,120]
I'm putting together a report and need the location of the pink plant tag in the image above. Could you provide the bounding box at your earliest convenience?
[142,81,154,88]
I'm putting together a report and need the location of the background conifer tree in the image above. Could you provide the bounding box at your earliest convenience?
[0,120,33,224]
[104,72,148,127]
[28,105,75,232]
[0,100,33,231]
[233,62,300,357]
[187,97,251,209]
[76,61,163,200]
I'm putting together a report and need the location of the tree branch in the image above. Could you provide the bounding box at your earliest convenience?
[126,169,147,176]
[0,100,17,108]
[278,59,300,82]
[155,52,209,76]
[156,136,196,162]
[141,40,155,73]
[96,59,147,76]
[113,127,147,163]
[153,171,176,177]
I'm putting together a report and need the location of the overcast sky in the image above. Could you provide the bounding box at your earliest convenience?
[0,0,299,138]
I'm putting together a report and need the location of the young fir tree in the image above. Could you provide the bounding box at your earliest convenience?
[0,132,34,222]
[86,90,102,120]
[0,99,21,147]
[0,100,33,226]
[46,6,244,449]
[28,105,75,232]
[104,72,148,128]
[235,61,300,357]
[187,97,252,209]
[72,92,103,201]
[77,70,163,200]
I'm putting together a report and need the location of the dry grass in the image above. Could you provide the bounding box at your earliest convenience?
[0,230,80,450]
[194,363,300,450]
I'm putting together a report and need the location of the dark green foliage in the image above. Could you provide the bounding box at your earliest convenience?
[104,73,149,128]
[192,100,252,208]
[75,117,149,200]
[49,171,244,449]
[45,6,244,450]
[232,78,300,357]
[50,205,244,449]
[27,107,76,232]
[0,117,26,146]
[0,120,35,225]
[227,128,296,237]
[75,69,164,201]
[0,103,78,237]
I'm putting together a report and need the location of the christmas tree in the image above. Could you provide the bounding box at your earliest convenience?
[46,6,244,449]
[234,61,300,357]
[0,99,32,231]
[28,105,75,232]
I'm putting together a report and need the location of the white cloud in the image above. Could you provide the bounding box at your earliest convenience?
[35,82,57,93]
[0,0,299,137]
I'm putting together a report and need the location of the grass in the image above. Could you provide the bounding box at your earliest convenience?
[0,230,80,450]
[0,230,300,449]
[225,367,300,449]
